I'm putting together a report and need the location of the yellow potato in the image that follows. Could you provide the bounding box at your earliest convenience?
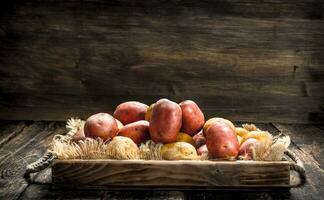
[176,132,196,147]
[237,135,243,145]
[235,127,249,138]
[106,136,140,160]
[240,131,272,144]
[161,142,198,160]
[145,103,155,122]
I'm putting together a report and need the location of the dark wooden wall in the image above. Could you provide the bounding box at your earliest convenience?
[0,0,323,123]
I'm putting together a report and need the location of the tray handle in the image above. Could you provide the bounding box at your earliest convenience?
[24,151,56,181]
[285,149,306,187]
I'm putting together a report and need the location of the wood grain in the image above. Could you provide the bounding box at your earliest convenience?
[0,121,25,148]
[0,94,323,123]
[273,123,324,169]
[272,123,324,200]
[52,160,290,188]
[0,122,63,200]
[0,0,324,123]
[18,184,188,200]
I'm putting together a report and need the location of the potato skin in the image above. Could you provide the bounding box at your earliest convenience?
[235,127,249,138]
[161,142,198,160]
[118,120,150,145]
[115,119,124,132]
[203,117,235,135]
[192,130,206,148]
[239,138,258,160]
[197,144,208,155]
[176,132,196,147]
[205,121,239,159]
[113,101,148,125]
[71,128,86,142]
[149,99,182,143]
[84,113,118,141]
[145,103,155,122]
[179,100,205,136]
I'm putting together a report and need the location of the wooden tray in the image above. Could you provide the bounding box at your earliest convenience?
[52,160,291,188]
[25,150,306,189]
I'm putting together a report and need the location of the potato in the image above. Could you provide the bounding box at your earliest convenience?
[192,130,206,148]
[237,135,243,145]
[145,103,155,122]
[71,128,86,142]
[106,136,140,160]
[235,127,249,138]
[149,99,182,143]
[176,132,196,147]
[118,120,150,145]
[113,101,148,125]
[84,113,118,141]
[240,130,272,145]
[197,144,208,155]
[179,100,205,136]
[115,119,124,132]
[239,138,258,160]
[203,117,235,135]
[161,142,198,160]
[205,121,239,159]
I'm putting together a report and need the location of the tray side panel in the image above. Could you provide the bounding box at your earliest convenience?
[52,160,290,187]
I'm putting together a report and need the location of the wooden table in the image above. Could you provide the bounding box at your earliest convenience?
[0,121,323,200]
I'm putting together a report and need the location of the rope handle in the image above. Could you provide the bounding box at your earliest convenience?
[284,149,306,187]
[23,151,56,181]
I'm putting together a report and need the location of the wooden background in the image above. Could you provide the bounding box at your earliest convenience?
[0,0,323,123]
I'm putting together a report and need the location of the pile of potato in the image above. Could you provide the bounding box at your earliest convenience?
[73,98,260,160]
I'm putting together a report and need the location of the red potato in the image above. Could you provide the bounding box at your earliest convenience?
[205,121,239,159]
[203,117,235,135]
[149,98,182,143]
[84,113,118,141]
[179,100,205,136]
[192,130,206,148]
[118,120,150,145]
[71,128,86,142]
[239,138,259,160]
[197,144,208,155]
[113,101,148,125]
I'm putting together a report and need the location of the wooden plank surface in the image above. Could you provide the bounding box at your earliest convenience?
[0,95,323,123]
[272,123,324,200]
[273,124,324,168]
[0,122,64,200]
[18,184,187,200]
[1,0,324,123]
[0,122,25,148]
